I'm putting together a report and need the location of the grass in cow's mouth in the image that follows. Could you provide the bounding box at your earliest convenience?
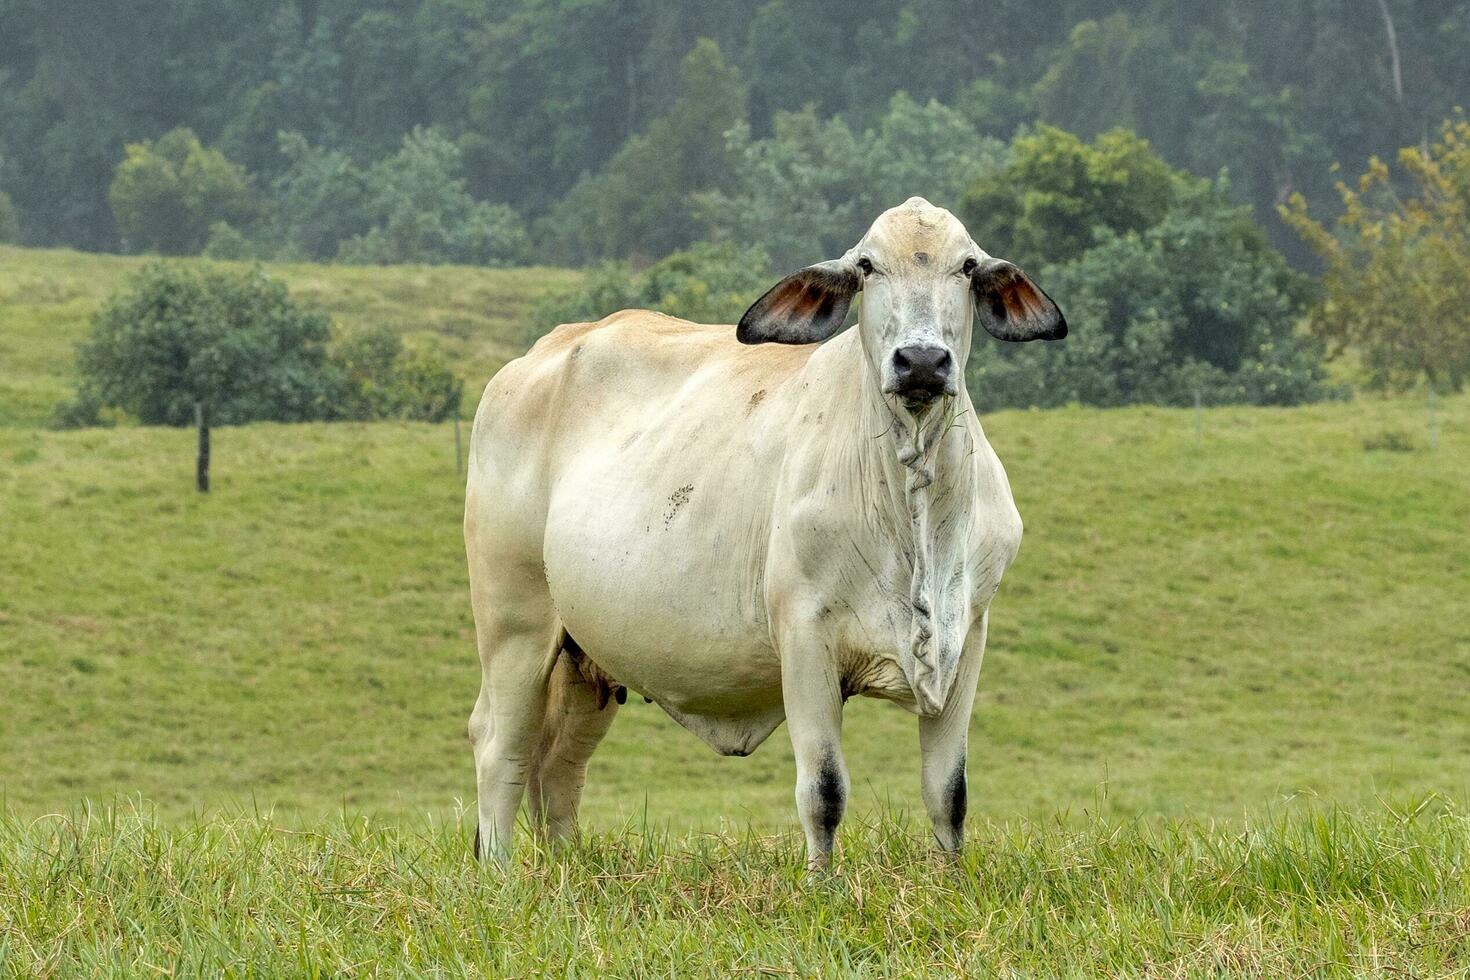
[2,799,1467,975]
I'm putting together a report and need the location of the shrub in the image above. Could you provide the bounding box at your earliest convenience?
[331,325,464,422]
[958,129,1335,411]
[202,222,258,260]
[51,388,118,430]
[388,344,464,422]
[1362,430,1416,453]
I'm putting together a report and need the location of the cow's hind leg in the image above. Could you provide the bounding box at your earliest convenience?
[527,639,620,842]
[468,595,559,864]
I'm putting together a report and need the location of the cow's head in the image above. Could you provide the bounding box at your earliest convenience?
[737,197,1066,415]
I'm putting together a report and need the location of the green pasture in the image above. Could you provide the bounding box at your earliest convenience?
[3,802,1468,975]
[1,393,1465,827]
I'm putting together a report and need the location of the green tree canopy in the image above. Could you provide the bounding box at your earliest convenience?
[1280,114,1470,392]
[964,154,1334,411]
[5,1,1467,262]
[960,125,1184,270]
[698,94,1004,271]
[545,38,747,264]
[336,127,530,267]
[270,132,370,261]
[108,128,259,255]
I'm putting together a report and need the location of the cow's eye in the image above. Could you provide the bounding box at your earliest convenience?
[856,256,874,276]
[961,257,979,276]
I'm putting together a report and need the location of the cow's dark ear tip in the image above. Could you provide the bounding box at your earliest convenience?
[735,317,760,345]
[1047,317,1068,341]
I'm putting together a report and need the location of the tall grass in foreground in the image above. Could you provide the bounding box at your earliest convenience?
[1,801,1467,976]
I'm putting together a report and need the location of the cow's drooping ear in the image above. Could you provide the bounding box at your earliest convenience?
[737,257,860,345]
[971,257,1067,342]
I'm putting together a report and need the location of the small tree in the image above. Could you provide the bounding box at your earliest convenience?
[109,128,259,255]
[1280,114,1470,393]
[61,264,339,489]
[71,264,337,425]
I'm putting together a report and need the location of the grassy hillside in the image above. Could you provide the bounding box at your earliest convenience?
[2,394,1466,828]
[3,803,1467,975]
[4,245,1469,973]
[0,245,579,428]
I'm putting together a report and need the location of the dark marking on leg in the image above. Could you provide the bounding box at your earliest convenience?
[816,749,845,836]
[473,824,482,860]
[945,763,967,840]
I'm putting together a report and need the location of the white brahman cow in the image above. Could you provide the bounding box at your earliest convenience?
[465,197,1066,868]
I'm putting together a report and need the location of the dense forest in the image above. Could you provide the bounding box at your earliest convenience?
[1,0,1466,267]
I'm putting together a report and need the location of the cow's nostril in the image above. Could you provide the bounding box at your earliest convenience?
[892,346,953,395]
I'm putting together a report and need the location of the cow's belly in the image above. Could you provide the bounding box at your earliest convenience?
[541,440,782,720]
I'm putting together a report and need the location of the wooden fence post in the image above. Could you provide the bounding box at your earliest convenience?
[1429,387,1438,452]
[454,404,464,475]
[1193,388,1202,446]
[195,400,210,493]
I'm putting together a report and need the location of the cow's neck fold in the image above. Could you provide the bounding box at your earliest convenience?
[846,329,978,716]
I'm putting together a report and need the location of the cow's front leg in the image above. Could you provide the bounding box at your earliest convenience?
[780,631,848,871]
[918,614,988,853]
